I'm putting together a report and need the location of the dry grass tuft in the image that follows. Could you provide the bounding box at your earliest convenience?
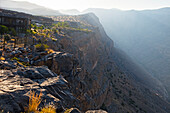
[25,91,56,113]
[64,108,71,113]
[47,49,55,54]
[0,57,5,60]
[27,90,42,112]
[40,107,56,113]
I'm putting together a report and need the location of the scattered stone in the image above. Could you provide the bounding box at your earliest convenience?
[5,48,12,53]
[32,55,40,61]
[25,47,30,52]
[19,55,25,59]
[30,45,36,53]
[0,60,17,70]
[18,47,26,53]
[11,50,22,57]
[27,54,33,58]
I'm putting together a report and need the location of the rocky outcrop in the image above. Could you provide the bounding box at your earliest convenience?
[0,66,78,113]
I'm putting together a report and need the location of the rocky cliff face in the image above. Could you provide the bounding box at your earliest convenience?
[50,13,170,113]
[0,13,170,113]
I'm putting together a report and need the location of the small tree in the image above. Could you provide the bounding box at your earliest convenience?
[35,43,49,52]
[0,25,8,35]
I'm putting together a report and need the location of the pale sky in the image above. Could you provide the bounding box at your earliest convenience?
[14,0,170,11]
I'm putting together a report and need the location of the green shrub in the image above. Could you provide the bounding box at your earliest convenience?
[35,43,49,51]
[0,25,8,35]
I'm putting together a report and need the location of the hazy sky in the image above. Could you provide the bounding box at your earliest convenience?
[14,0,170,11]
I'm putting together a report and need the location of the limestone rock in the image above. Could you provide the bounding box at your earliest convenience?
[24,66,56,79]
[51,52,78,77]
[0,60,17,70]
[11,50,22,57]
[0,66,78,113]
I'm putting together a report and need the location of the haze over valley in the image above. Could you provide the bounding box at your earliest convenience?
[84,8,170,100]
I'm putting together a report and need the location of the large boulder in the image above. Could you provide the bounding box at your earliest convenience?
[32,52,79,77]
[51,52,73,76]
[51,52,78,77]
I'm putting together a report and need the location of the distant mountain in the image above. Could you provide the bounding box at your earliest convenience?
[84,7,170,101]
[0,0,62,15]
[59,9,80,15]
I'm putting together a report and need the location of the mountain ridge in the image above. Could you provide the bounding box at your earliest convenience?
[0,0,62,15]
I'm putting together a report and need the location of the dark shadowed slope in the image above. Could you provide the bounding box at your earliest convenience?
[113,48,168,99]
